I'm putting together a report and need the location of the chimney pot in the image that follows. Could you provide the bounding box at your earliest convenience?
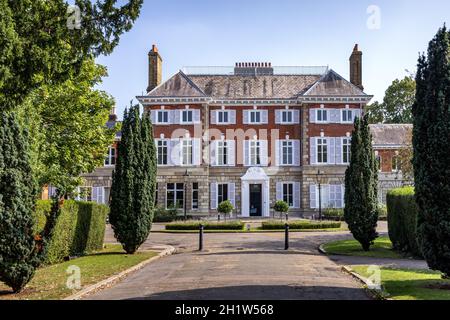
[349,44,364,91]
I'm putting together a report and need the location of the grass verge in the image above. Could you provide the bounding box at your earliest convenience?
[0,244,157,300]
[351,266,450,300]
[322,236,405,259]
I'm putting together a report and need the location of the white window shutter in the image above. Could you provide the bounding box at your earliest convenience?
[193,139,201,165]
[167,110,174,124]
[335,138,343,164]
[243,110,249,124]
[293,110,300,124]
[309,109,316,123]
[293,182,301,208]
[322,185,330,208]
[275,140,280,166]
[244,140,250,166]
[275,110,281,124]
[228,183,236,207]
[260,140,268,166]
[229,110,236,124]
[353,109,362,120]
[193,110,201,123]
[227,140,236,166]
[261,110,268,124]
[336,185,343,208]
[276,182,283,201]
[309,185,316,209]
[150,110,157,124]
[210,183,217,209]
[330,109,340,123]
[293,140,301,166]
[328,138,335,165]
[210,110,216,125]
[310,137,317,165]
[173,110,181,124]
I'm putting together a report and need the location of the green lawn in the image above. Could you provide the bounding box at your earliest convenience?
[0,244,157,300]
[351,266,450,300]
[322,236,405,259]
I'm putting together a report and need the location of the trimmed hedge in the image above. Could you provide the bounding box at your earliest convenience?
[165,221,244,231]
[386,187,421,257]
[323,208,344,221]
[261,220,341,230]
[34,200,109,265]
[153,207,178,223]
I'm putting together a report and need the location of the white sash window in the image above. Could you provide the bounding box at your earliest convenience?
[342,138,351,164]
[317,138,328,164]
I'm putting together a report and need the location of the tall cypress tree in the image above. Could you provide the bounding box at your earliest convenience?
[109,105,157,254]
[413,26,450,277]
[344,114,379,251]
[0,111,39,292]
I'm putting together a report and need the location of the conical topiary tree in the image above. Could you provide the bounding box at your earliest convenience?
[0,111,39,293]
[413,26,450,277]
[109,105,157,254]
[344,114,379,251]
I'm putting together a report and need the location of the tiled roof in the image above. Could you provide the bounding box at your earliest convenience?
[304,70,366,96]
[370,124,412,147]
[145,69,370,99]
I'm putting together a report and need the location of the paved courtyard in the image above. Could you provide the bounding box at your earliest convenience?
[85,223,390,300]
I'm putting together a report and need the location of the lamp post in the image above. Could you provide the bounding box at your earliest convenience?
[316,169,323,221]
[183,169,190,221]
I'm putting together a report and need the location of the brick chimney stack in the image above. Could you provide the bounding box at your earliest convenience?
[349,44,364,91]
[147,44,162,93]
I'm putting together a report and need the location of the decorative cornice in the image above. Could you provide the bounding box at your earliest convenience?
[137,95,373,106]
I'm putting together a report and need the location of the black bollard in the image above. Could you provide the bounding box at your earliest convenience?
[284,223,289,250]
[199,224,204,251]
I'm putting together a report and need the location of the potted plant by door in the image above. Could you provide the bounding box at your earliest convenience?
[274,200,289,222]
[217,200,234,222]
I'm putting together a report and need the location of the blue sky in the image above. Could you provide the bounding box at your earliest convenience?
[95,0,450,118]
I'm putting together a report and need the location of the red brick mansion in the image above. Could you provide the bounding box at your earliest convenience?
[134,44,375,217]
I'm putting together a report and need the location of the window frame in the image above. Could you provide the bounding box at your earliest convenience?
[166,183,184,209]
[192,182,199,210]
[104,146,116,166]
[217,140,228,166]
[181,110,194,124]
[281,140,294,165]
[181,139,193,166]
[317,138,328,164]
[217,183,229,205]
[281,110,294,124]
[341,109,353,123]
[217,110,230,124]
[316,109,328,123]
[156,110,170,124]
[249,140,261,166]
[328,185,343,208]
[342,138,351,164]
[157,140,168,166]
[282,183,294,207]
[249,110,262,124]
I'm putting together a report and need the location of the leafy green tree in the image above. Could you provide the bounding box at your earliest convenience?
[273,200,289,220]
[218,200,234,221]
[366,77,416,124]
[365,101,384,124]
[413,26,450,277]
[0,111,39,293]
[0,0,143,110]
[17,58,116,194]
[109,105,157,254]
[344,115,379,251]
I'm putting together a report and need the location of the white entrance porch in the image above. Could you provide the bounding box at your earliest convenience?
[240,167,270,217]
